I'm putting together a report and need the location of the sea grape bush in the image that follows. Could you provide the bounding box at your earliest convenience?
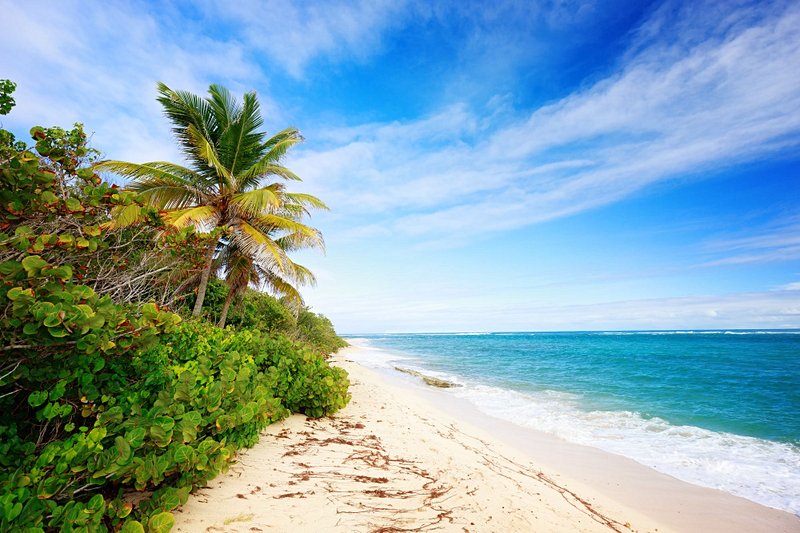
[0,120,350,531]
[248,333,351,417]
[0,123,185,531]
[0,318,349,531]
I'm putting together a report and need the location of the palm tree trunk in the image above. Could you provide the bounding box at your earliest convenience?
[192,242,216,316]
[217,288,235,328]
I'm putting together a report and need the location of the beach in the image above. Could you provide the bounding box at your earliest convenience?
[173,345,799,532]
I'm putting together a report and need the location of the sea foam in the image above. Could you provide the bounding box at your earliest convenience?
[451,380,800,515]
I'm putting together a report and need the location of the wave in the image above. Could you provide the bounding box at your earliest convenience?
[449,381,800,515]
[344,337,422,369]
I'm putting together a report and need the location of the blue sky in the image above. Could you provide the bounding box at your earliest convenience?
[2,0,799,332]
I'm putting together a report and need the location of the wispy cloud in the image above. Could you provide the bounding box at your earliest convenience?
[294,0,800,242]
[1,1,264,164]
[699,214,800,266]
[322,287,800,333]
[200,0,410,78]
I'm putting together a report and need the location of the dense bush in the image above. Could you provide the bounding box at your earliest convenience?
[297,309,349,355]
[249,333,351,417]
[0,319,350,531]
[192,280,348,355]
[225,288,298,335]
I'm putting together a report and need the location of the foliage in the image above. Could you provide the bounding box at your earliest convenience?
[0,79,15,116]
[0,316,349,531]
[0,123,210,310]
[297,308,349,355]
[94,83,326,318]
[194,281,348,355]
[213,240,314,328]
[0,125,192,360]
[251,332,351,417]
[1,85,349,532]
[226,287,298,335]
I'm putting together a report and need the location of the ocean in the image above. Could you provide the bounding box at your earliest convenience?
[346,330,800,516]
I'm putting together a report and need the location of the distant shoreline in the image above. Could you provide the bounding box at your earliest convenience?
[343,328,800,335]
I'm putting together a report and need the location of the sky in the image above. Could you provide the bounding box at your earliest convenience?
[1,0,799,332]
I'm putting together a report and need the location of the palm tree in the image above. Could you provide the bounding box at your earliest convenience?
[94,83,325,316]
[214,241,314,328]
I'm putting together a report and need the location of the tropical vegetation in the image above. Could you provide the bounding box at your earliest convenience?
[94,83,326,322]
[0,80,348,532]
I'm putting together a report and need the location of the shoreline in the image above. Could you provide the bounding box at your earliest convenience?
[174,346,799,532]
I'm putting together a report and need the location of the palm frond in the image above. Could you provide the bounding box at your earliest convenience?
[164,205,220,229]
[284,259,317,286]
[275,229,326,253]
[238,163,302,191]
[284,192,329,211]
[237,128,303,189]
[157,82,220,163]
[207,84,239,132]
[94,160,200,184]
[262,127,303,152]
[249,214,324,249]
[261,270,304,308]
[220,91,265,178]
[233,221,292,275]
[224,252,255,295]
[186,124,232,191]
[93,160,208,209]
[276,203,311,219]
[230,187,282,217]
[107,203,146,228]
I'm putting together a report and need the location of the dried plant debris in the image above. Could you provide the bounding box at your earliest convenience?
[271,416,457,532]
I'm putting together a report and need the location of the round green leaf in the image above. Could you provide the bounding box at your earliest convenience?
[27,390,48,408]
[115,436,133,465]
[120,520,145,533]
[173,444,194,464]
[147,512,174,533]
[85,493,105,514]
[21,255,47,276]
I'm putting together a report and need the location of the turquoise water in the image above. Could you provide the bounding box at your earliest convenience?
[350,330,800,514]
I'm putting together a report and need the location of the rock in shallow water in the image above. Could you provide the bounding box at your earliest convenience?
[393,366,461,388]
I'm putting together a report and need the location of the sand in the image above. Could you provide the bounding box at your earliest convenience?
[173,345,800,533]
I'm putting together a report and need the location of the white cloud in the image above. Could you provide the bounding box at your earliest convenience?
[319,288,800,333]
[699,215,800,266]
[201,0,410,78]
[330,283,800,332]
[293,1,800,242]
[0,1,266,164]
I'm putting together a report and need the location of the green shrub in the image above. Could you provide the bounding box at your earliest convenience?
[0,318,350,531]
[188,282,348,356]
[297,309,349,355]
[227,289,298,335]
[248,334,351,417]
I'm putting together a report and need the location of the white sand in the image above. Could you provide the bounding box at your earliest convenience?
[173,346,800,532]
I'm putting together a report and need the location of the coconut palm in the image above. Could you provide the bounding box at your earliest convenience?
[214,241,314,328]
[94,83,325,316]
